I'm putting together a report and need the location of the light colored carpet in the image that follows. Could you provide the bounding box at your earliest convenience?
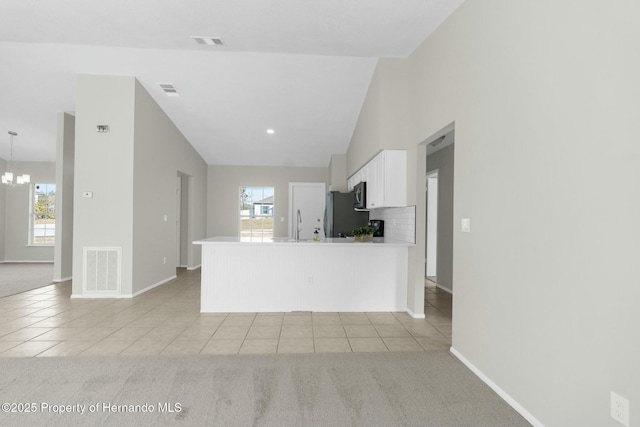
[0,351,531,427]
[0,263,54,298]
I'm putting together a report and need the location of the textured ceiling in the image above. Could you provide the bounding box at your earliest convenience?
[0,0,464,167]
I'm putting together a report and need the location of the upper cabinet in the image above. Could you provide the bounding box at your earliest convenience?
[347,150,407,209]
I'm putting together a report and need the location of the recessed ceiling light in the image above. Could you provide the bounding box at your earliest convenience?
[266,129,275,134]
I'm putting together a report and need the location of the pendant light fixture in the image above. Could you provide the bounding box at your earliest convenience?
[2,131,30,186]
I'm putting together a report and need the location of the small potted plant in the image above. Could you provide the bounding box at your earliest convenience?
[352,226,376,242]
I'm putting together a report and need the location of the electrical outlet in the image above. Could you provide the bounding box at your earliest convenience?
[611,391,630,427]
[163,257,167,265]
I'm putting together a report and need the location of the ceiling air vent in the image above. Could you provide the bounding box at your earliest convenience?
[159,83,179,97]
[191,36,224,46]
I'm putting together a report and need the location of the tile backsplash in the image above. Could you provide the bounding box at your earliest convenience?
[370,206,416,244]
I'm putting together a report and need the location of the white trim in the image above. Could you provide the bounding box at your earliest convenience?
[187,264,201,271]
[2,260,54,263]
[450,347,545,427]
[71,275,177,299]
[53,276,72,283]
[71,292,130,299]
[406,308,425,319]
[436,283,453,294]
[132,275,176,297]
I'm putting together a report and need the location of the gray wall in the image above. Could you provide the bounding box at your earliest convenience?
[0,157,5,261]
[73,74,207,297]
[328,154,347,192]
[54,112,75,281]
[4,161,56,262]
[132,79,207,292]
[347,1,640,425]
[207,165,328,238]
[426,143,454,292]
[73,75,135,296]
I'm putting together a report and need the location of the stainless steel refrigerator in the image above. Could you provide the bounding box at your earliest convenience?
[324,191,370,237]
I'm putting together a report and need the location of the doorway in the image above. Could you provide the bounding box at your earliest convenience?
[176,172,190,269]
[424,127,455,294]
[425,170,439,281]
[288,182,326,240]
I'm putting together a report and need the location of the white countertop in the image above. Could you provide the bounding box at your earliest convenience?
[194,236,413,247]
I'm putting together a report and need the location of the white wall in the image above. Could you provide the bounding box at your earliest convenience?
[53,112,75,281]
[73,74,207,297]
[348,0,640,425]
[207,165,328,238]
[4,161,56,262]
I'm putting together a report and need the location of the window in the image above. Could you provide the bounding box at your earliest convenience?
[31,183,56,245]
[240,187,274,242]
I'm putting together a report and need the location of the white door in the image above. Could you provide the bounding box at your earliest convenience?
[426,171,438,277]
[289,182,326,240]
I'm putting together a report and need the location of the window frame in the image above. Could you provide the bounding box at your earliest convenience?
[30,182,56,246]
[239,186,274,242]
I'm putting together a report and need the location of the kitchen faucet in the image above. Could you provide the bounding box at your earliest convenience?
[296,209,302,241]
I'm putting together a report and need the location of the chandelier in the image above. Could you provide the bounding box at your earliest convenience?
[2,131,30,186]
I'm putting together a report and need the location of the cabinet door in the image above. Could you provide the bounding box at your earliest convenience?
[382,150,407,207]
[367,152,385,209]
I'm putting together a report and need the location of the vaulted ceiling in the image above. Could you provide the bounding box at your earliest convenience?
[0,0,464,167]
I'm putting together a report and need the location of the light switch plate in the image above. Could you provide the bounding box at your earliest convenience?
[461,218,471,232]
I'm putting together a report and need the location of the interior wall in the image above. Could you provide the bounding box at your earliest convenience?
[132,79,207,293]
[72,75,136,297]
[346,57,424,316]
[179,173,189,267]
[328,154,347,192]
[53,112,75,281]
[207,165,328,238]
[426,142,454,292]
[0,157,5,261]
[4,161,56,262]
[405,1,640,426]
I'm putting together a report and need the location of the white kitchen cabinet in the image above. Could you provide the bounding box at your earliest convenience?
[348,150,407,209]
[366,150,406,209]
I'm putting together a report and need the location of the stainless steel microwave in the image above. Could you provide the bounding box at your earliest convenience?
[353,182,366,210]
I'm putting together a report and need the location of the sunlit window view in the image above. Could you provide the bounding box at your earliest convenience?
[32,183,56,245]
[239,186,274,242]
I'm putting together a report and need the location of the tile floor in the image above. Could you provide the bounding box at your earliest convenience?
[0,269,452,357]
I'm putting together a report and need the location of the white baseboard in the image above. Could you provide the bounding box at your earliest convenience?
[132,275,177,297]
[53,276,72,283]
[436,283,453,294]
[71,275,177,299]
[71,293,132,299]
[187,264,201,271]
[406,307,426,319]
[2,260,54,263]
[450,347,545,427]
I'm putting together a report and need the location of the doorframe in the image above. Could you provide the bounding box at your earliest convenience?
[176,171,192,270]
[415,122,455,317]
[425,169,439,279]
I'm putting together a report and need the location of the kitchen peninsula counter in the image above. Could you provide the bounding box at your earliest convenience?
[194,236,412,313]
